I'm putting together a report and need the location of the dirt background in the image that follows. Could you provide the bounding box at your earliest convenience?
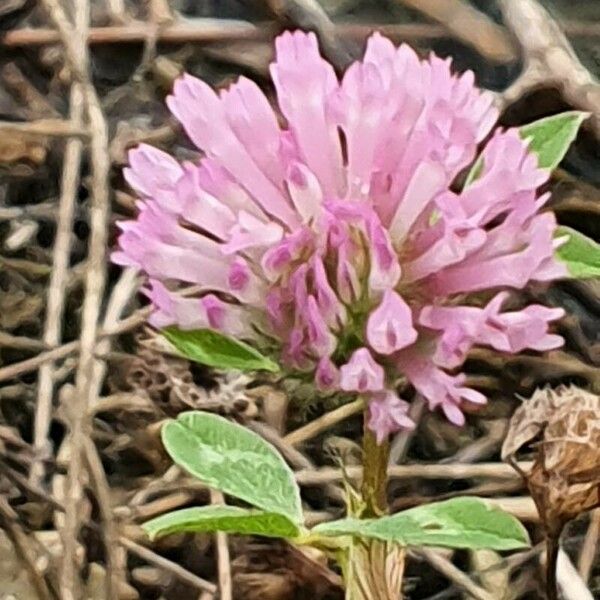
[1,1,600,598]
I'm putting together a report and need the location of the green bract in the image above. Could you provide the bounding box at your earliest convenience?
[162,327,279,373]
[520,111,589,171]
[465,111,588,187]
[555,226,600,279]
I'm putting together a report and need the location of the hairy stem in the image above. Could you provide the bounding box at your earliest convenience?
[361,426,390,517]
[345,540,405,600]
[343,413,405,600]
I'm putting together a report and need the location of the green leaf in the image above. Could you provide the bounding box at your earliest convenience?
[162,327,279,373]
[313,497,530,551]
[555,226,600,279]
[143,506,301,540]
[162,411,303,524]
[519,111,588,171]
[463,111,587,188]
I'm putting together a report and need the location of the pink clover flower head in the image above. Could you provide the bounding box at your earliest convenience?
[114,31,567,443]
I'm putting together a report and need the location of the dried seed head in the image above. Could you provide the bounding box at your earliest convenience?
[502,385,600,534]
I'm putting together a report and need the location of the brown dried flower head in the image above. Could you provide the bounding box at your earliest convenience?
[502,385,600,534]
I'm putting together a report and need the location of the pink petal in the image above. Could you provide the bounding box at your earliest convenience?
[421,293,564,364]
[118,229,226,287]
[312,256,346,329]
[425,321,478,369]
[228,259,254,295]
[266,288,287,330]
[442,401,466,426]
[404,222,486,282]
[194,158,265,219]
[532,255,570,282]
[283,327,309,368]
[221,76,287,188]
[367,290,418,355]
[124,144,183,201]
[174,163,236,239]
[286,162,323,224]
[117,201,222,258]
[367,390,415,445]
[270,31,344,197]
[167,74,299,228]
[419,296,506,368]
[487,305,565,353]
[398,351,486,424]
[261,228,314,281]
[200,294,257,338]
[459,129,550,227]
[288,264,309,310]
[335,37,417,198]
[388,161,446,242]
[315,356,340,391]
[221,211,284,255]
[336,236,362,304]
[305,296,337,356]
[420,54,497,173]
[144,280,186,328]
[116,212,264,304]
[428,213,558,295]
[340,348,385,393]
[367,217,402,290]
[144,282,254,338]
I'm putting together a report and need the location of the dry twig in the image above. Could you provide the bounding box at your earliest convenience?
[295,462,528,486]
[1,461,217,596]
[0,62,61,118]
[249,420,345,504]
[415,548,494,600]
[105,0,127,24]
[578,509,600,582]
[554,549,594,600]
[38,0,113,596]
[31,83,85,484]
[283,398,363,447]
[119,537,217,595]
[0,496,55,600]
[264,0,352,66]
[395,0,517,63]
[84,437,125,598]
[0,119,88,137]
[389,394,426,465]
[0,308,150,383]
[210,490,232,600]
[2,19,263,46]
[499,0,600,134]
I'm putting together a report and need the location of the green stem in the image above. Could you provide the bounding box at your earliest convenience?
[361,424,390,517]
[343,412,405,600]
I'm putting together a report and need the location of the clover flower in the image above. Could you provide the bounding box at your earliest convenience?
[113,31,566,443]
